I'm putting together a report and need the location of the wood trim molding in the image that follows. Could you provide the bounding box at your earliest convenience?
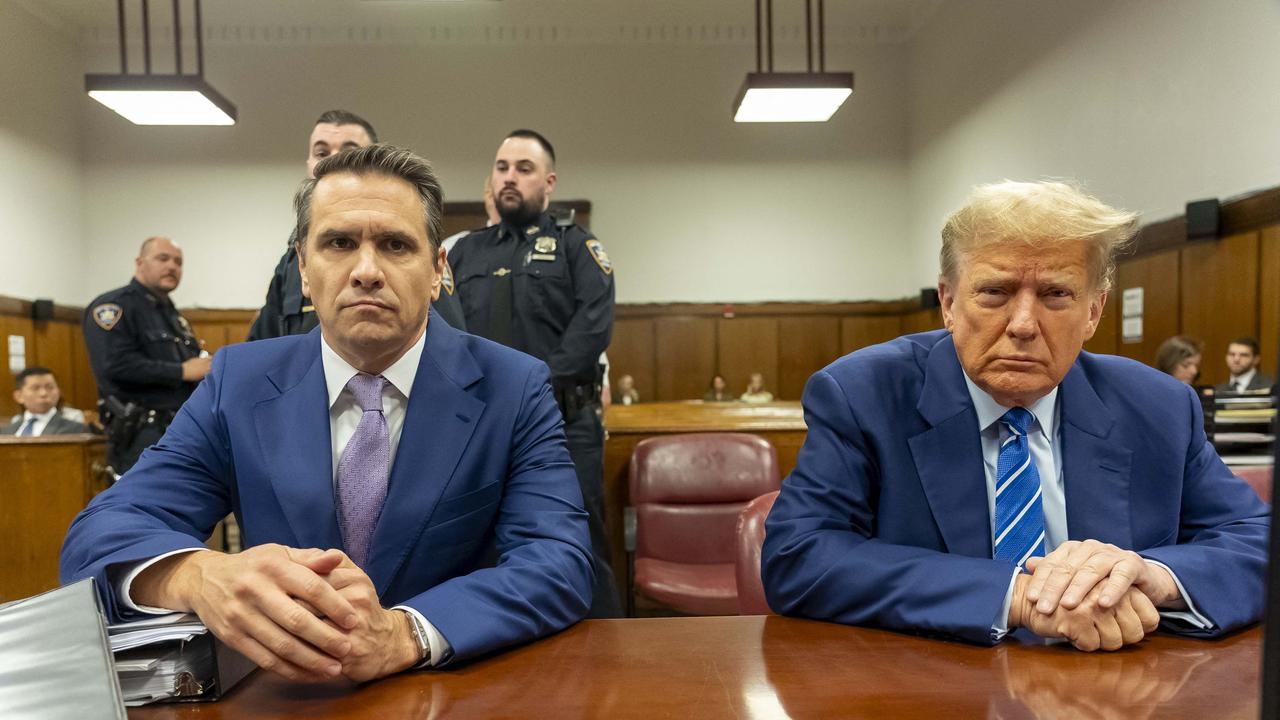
[1130,185,1280,257]
[616,298,922,319]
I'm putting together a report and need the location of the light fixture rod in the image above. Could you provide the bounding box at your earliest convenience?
[819,0,826,72]
[805,0,813,73]
[195,0,204,77]
[766,0,774,72]
[754,0,761,73]
[173,0,182,75]
[142,0,152,74]
[117,0,128,73]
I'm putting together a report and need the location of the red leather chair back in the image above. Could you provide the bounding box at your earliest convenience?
[630,433,780,564]
[736,491,780,615]
[1234,466,1273,504]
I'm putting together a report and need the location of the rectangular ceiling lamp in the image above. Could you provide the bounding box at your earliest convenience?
[733,72,855,123]
[85,74,237,126]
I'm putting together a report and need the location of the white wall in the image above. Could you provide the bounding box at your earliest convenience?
[0,3,84,304]
[906,0,1280,287]
[78,38,911,307]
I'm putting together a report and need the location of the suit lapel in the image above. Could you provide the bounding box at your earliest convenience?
[253,331,343,550]
[1058,363,1133,547]
[908,334,993,558]
[364,313,486,595]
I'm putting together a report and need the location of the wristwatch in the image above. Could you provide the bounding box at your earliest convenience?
[401,609,432,668]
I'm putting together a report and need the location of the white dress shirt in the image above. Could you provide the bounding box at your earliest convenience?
[960,374,1212,638]
[1229,368,1258,392]
[15,407,58,436]
[119,328,450,667]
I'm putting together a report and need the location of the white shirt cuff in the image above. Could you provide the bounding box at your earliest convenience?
[1144,559,1214,631]
[393,605,452,668]
[990,568,1020,641]
[116,548,211,615]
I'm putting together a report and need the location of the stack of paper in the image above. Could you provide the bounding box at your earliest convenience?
[105,613,253,706]
[108,613,210,706]
[108,612,207,652]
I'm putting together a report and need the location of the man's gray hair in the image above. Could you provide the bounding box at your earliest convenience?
[940,180,1139,294]
[293,144,444,254]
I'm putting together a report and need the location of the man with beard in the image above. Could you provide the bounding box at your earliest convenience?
[449,129,620,617]
[84,236,210,474]
[249,110,464,340]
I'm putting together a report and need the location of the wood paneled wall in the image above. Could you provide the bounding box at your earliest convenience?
[0,300,96,419]
[608,302,941,402]
[1089,222,1280,388]
[5,188,1278,410]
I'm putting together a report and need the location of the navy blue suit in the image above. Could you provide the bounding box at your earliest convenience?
[762,330,1269,644]
[61,309,594,664]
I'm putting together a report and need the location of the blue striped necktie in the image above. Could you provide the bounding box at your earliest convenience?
[18,417,36,437]
[993,407,1046,567]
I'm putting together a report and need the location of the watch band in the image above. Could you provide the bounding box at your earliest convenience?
[401,610,432,668]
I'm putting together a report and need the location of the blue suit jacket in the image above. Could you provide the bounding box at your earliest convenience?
[61,309,594,663]
[762,330,1270,644]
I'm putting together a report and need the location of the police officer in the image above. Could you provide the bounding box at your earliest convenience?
[84,236,210,474]
[248,110,464,340]
[450,129,620,617]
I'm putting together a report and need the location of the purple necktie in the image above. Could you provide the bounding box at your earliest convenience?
[336,373,390,568]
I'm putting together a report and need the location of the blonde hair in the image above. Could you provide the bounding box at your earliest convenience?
[940,180,1139,293]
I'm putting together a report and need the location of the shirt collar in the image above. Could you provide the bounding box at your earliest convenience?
[23,408,57,424]
[320,327,426,409]
[1231,368,1257,387]
[961,371,1059,441]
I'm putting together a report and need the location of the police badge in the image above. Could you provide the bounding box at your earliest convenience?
[92,303,123,331]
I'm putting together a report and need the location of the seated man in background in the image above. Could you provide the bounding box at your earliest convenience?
[763,180,1269,652]
[1216,337,1273,393]
[2,367,86,435]
[62,144,593,683]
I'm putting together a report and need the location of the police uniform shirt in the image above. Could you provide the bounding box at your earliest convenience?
[84,278,201,411]
[449,212,614,385]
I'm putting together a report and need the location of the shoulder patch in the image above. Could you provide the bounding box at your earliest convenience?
[92,303,123,331]
[585,239,612,275]
[441,257,456,295]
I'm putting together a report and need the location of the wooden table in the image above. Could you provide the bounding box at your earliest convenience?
[603,401,807,604]
[0,434,109,602]
[131,615,1261,719]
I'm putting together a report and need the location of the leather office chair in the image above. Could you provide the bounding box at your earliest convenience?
[735,490,780,615]
[1234,466,1272,504]
[627,433,780,616]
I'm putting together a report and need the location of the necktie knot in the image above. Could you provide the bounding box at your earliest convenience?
[346,373,386,413]
[1000,407,1033,436]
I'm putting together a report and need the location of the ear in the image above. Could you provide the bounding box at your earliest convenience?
[12,389,22,406]
[938,276,957,333]
[545,170,557,194]
[430,246,443,302]
[297,242,311,298]
[1082,290,1107,341]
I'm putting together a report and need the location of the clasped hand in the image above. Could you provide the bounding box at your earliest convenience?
[1010,539,1184,651]
[133,544,418,683]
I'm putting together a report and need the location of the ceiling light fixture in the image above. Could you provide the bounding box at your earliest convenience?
[85,0,237,126]
[733,0,854,123]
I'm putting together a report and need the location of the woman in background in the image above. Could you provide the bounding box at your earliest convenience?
[704,374,734,402]
[1155,335,1203,385]
[740,372,775,403]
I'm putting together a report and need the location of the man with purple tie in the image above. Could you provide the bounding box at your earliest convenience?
[61,145,593,683]
[762,180,1269,651]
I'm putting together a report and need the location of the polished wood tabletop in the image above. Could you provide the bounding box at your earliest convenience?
[130,615,1261,719]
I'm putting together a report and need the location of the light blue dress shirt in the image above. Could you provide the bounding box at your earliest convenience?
[960,374,1212,638]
